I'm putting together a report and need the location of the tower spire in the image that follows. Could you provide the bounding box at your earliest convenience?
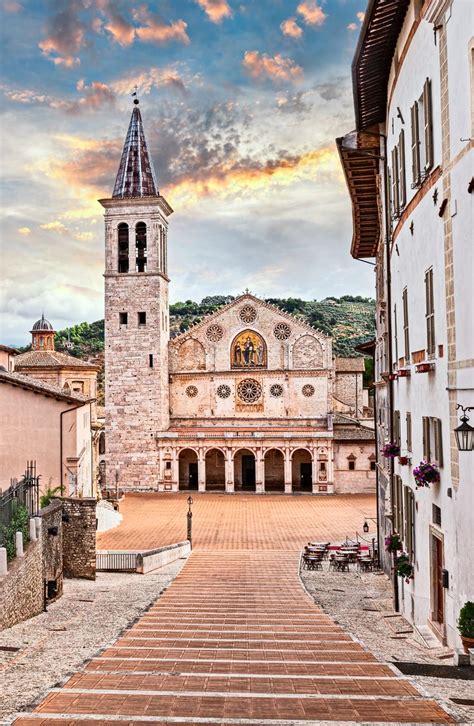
[112,100,159,199]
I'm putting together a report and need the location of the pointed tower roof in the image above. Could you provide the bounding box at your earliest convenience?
[112,100,159,199]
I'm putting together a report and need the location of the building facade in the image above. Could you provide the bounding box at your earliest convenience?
[102,102,375,495]
[338,0,473,649]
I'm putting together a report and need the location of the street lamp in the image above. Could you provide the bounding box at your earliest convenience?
[363,521,369,533]
[187,495,193,549]
[454,405,474,452]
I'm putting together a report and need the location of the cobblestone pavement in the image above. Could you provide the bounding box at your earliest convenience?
[97,492,377,551]
[11,493,456,725]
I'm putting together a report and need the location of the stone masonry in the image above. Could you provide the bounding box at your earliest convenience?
[61,498,97,580]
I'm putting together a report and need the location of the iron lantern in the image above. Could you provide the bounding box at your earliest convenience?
[363,521,369,534]
[454,405,474,452]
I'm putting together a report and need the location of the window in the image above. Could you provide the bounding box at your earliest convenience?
[393,304,398,367]
[149,354,154,368]
[165,461,171,470]
[392,475,404,537]
[370,459,376,471]
[393,410,401,447]
[347,455,356,471]
[402,287,410,362]
[135,222,147,272]
[348,460,355,470]
[404,487,415,561]
[432,503,442,526]
[391,146,400,217]
[119,312,128,325]
[411,78,434,187]
[398,130,406,208]
[138,311,146,326]
[406,412,412,451]
[422,417,443,465]
[425,268,435,356]
[118,223,129,273]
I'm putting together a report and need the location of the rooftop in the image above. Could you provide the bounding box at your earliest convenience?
[14,349,99,370]
[0,369,90,403]
[112,102,159,199]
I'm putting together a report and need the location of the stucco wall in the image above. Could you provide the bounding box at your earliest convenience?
[334,442,376,494]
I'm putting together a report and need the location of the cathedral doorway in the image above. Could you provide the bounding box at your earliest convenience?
[205,448,226,491]
[234,449,256,491]
[264,449,285,491]
[292,449,313,492]
[178,449,198,490]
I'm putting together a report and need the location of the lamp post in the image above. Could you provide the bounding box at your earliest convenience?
[454,405,474,451]
[187,495,193,549]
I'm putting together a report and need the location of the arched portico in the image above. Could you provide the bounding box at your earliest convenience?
[292,448,313,492]
[264,448,285,491]
[233,448,256,491]
[178,448,199,490]
[205,448,226,491]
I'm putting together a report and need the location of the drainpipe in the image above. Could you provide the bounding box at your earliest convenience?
[59,400,89,496]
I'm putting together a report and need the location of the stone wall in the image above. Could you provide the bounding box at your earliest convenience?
[0,538,43,630]
[41,500,64,603]
[334,441,376,494]
[62,498,96,580]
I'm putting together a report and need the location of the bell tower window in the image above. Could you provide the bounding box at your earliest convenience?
[135,222,147,272]
[118,223,129,273]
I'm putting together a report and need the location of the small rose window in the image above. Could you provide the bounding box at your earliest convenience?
[239,305,257,323]
[206,324,223,342]
[274,322,291,340]
[185,385,198,398]
[217,384,231,399]
[270,383,283,397]
[237,378,262,403]
[302,384,315,397]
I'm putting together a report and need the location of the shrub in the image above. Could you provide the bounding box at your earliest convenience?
[40,486,62,509]
[458,602,474,638]
[0,503,30,560]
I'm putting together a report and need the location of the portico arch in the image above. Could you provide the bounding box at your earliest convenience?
[233,448,256,491]
[291,448,313,492]
[264,448,285,492]
[205,448,226,491]
[178,448,198,490]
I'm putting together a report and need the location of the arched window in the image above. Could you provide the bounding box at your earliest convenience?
[118,223,129,273]
[135,222,147,272]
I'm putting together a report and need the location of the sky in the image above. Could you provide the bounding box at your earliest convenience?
[0,0,374,346]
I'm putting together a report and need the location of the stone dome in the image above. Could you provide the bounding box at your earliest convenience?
[31,314,54,332]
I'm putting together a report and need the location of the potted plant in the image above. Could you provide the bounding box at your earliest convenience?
[395,553,414,583]
[413,461,440,488]
[385,532,402,553]
[383,442,400,458]
[398,454,411,465]
[458,601,474,654]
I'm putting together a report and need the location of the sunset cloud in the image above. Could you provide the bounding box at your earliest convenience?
[103,14,135,46]
[296,0,326,26]
[242,51,303,83]
[195,0,232,23]
[357,11,365,22]
[40,220,68,233]
[347,22,357,31]
[17,227,31,236]
[38,1,88,68]
[133,7,190,45]
[4,1,23,12]
[112,66,187,96]
[280,17,303,39]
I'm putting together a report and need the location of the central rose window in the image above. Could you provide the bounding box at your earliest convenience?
[237,378,262,404]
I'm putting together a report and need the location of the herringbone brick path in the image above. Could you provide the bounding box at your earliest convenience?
[14,496,453,724]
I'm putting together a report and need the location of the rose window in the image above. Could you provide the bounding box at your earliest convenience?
[217,384,231,399]
[273,322,291,340]
[302,384,315,397]
[239,305,257,323]
[237,378,262,404]
[270,383,283,397]
[185,385,198,398]
[206,324,223,342]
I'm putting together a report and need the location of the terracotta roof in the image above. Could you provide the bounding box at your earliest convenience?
[0,369,90,403]
[335,357,365,372]
[0,344,17,355]
[112,103,159,199]
[14,350,99,370]
[333,426,375,441]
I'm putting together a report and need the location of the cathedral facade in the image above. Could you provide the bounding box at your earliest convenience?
[101,103,375,494]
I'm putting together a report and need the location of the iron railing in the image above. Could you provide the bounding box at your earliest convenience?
[0,461,40,536]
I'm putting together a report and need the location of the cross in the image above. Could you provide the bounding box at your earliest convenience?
[245,288,250,294]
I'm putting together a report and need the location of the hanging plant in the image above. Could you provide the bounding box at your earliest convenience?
[395,553,414,583]
[385,532,402,553]
[413,461,440,488]
[383,442,400,458]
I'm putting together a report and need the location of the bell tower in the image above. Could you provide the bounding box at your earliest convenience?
[100,100,173,490]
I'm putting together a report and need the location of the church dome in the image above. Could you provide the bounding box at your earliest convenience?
[31,314,54,332]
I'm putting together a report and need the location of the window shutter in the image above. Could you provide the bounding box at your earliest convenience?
[406,412,412,451]
[399,130,406,207]
[423,78,434,170]
[434,418,443,466]
[411,102,420,185]
[391,146,399,216]
[422,416,430,460]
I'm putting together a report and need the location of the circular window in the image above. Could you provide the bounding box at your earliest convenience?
[274,322,291,340]
[237,378,262,404]
[206,323,223,342]
[217,384,231,399]
[302,384,315,397]
[270,383,283,397]
[185,385,198,398]
[239,305,257,324]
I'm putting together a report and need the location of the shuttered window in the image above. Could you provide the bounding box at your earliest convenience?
[425,268,435,356]
[423,78,434,171]
[402,287,410,362]
[433,418,443,467]
[399,130,406,208]
[393,410,401,447]
[422,416,430,460]
[422,417,443,465]
[406,412,412,451]
[394,304,399,366]
[404,487,415,562]
[391,146,400,217]
[411,102,421,186]
[393,476,404,537]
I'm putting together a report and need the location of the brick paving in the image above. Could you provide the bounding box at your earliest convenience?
[14,495,454,724]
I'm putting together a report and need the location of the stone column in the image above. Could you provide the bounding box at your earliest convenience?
[311,449,318,494]
[327,442,335,494]
[172,449,179,492]
[15,531,24,557]
[225,449,234,493]
[0,548,7,576]
[198,453,206,493]
[284,449,292,494]
[255,452,264,494]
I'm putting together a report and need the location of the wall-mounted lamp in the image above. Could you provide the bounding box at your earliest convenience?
[454,405,474,451]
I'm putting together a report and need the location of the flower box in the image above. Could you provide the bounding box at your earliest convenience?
[398,368,411,378]
[413,460,440,488]
[383,442,400,458]
[385,533,402,553]
[388,373,399,381]
[395,553,414,583]
[398,455,411,466]
[415,362,435,373]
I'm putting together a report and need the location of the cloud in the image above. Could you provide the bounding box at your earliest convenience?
[74,80,116,110]
[133,6,190,45]
[280,17,303,39]
[348,11,365,30]
[195,0,232,23]
[3,1,23,11]
[275,91,311,116]
[357,11,365,22]
[242,51,303,83]
[296,0,326,26]
[40,220,68,233]
[112,66,187,96]
[347,22,357,31]
[101,5,135,46]
[38,0,88,68]
[17,227,31,236]
[1,85,70,109]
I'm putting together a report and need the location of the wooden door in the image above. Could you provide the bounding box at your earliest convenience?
[242,456,256,490]
[188,463,198,490]
[300,463,312,491]
[432,535,444,624]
